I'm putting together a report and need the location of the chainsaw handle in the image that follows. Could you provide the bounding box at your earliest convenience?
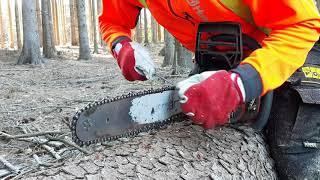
[252,91,274,131]
[193,22,274,131]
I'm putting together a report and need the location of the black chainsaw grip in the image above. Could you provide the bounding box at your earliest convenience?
[252,91,274,131]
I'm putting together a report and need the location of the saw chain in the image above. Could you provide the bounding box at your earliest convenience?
[71,86,185,147]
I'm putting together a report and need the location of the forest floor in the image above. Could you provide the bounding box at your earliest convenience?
[0,44,277,179]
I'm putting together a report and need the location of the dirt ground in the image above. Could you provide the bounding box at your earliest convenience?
[0,45,277,179]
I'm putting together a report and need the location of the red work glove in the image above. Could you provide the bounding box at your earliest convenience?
[112,39,155,81]
[176,70,246,129]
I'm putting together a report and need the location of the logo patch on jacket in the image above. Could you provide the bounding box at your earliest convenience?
[302,66,320,80]
[186,0,209,21]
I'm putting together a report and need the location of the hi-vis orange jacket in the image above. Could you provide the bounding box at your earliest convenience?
[99,0,320,101]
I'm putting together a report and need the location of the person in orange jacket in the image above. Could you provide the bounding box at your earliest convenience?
[99,0,320,178]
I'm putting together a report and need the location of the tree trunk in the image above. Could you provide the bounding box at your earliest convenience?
[70,0,79,46]
[163,30,192,69]
[315,0,320,11]
[177,44,193,69]
[1,1,8,49]
[92,0,99,54]
[51,0,56,44]
[143,8,149,45]
[49,1,55,49]
[171,39,180,74]
[151,16,157,43]
[36,0,43,47]
[96,0,102,17]
[157,23,162,42]
[52,0,60,45]
[162,30,175,67]
[42,0,56,58]
[87,0,93,43]
[61,0,67,45]
[0,1,4,49]
[96,0,105,48]
[135,14,143,43]
[77,0,91,60]
[56,0,64,45]
[15,0,22,50]
[17,0,43,65]
[8,0,14,49]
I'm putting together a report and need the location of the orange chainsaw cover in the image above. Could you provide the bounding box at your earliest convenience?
[99,0,320,94]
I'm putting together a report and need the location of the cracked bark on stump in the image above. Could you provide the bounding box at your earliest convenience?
[28,122,278,179]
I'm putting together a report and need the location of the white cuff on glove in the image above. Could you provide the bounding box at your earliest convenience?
[176,71,246,103]
[230,73,246,102]
[115,42,156,80]
[130,42,156,80]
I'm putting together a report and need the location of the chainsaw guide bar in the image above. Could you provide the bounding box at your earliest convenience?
[71,86,185,146]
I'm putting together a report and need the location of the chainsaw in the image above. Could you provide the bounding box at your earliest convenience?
[71,23,273,146]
